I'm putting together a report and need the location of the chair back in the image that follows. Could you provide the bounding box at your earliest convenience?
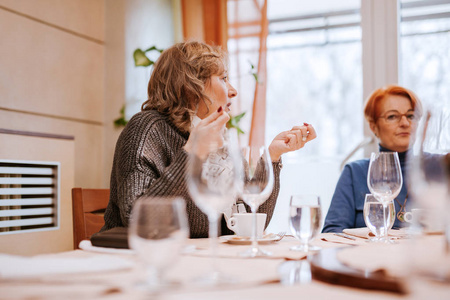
[71,188,110,249]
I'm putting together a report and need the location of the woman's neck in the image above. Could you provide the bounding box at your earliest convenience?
[378,144,408,166]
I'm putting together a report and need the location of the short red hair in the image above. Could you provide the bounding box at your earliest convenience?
[364,85,423,123]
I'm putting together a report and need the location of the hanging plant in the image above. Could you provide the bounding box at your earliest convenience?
[114,46,164,128]
[133,46,164,67]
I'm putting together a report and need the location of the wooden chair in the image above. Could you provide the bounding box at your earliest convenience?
[71,188,110,249]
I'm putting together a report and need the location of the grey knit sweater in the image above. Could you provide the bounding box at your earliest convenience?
[101,110,282,238]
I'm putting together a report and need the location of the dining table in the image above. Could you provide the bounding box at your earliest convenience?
[1,230,450,300]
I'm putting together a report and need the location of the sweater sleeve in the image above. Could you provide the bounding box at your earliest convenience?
[322,164,357,233]
[256,160,282,228]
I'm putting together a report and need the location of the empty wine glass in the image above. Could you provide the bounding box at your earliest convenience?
[289,195,321,252]
[128,197,188,291]
[367,152,403,243]
[187,129,243,284]
[239,146,274,257]
[363,194,395,242]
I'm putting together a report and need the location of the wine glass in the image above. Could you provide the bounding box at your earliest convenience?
[239,146,274,257]
[367,152,403,243]
[128,197,188,292]
[409,109,449,235]
[187,129,243,284]
[363,194,395,242]
[289,195,321,252]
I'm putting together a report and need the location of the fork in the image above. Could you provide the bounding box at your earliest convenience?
[276,231,286,241]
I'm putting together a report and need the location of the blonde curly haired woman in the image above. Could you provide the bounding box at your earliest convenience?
[102,41,316,238]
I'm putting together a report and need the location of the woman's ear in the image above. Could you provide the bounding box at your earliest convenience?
[369,121,379,138]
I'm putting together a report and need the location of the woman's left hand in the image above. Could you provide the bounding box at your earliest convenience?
[268,123,317,161]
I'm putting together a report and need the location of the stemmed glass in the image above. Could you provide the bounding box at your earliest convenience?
[128,197,189,292]
[239,146,274,257]
[363,194,395,242]
[367,152,403,243]
[187,129,243,284]
[289,195,321,252]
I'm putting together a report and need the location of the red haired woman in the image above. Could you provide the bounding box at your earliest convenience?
[323,85,422,233]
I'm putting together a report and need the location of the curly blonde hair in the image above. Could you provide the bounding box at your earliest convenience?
[141,41,228,132]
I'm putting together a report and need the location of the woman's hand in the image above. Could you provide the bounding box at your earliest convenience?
[184,107,230,159]
[268,123,317,161]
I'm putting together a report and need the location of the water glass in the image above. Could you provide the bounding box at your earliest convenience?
[363,194,395,242]
[289,195,321,252]
[367,152,403,243]
[239,145,274,257]
[128,197,188,291]
[187,129,243,284]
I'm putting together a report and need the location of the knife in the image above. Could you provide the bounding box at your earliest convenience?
[334,232,358,240]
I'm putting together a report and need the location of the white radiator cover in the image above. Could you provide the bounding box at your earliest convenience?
[0,160,60,235]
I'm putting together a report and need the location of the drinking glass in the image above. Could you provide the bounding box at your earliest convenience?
[239,146,274,257]
[128,197,188,291]
[363,194,395,242]
[289,195,321,252]
[187,129,243,284]
[367,152,403,243]
[409,109,449,235]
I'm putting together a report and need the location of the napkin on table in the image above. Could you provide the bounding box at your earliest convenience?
[0,253,133,279]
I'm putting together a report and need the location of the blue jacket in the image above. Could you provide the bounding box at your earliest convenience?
[322,147,409,233]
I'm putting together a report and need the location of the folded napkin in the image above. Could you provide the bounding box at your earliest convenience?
[0,253,133,279]
[90,227,128,249]
[343,227,409,240]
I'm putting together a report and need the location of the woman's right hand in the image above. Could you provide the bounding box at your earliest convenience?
[184,107,230,159]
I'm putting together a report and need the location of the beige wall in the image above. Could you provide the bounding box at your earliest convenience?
[0,0,105,255]
[0,0,106,189]
[0,0,180,254]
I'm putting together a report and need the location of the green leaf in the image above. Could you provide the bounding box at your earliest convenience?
[144,46,164,53]
[233,112,246,122]
[114,105,128,128]
[133,49,153,67]
[114,117,128,127]
[226,112,246,135]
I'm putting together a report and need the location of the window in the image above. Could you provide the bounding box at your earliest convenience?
[400,0,450,152]
[266,0,362,162]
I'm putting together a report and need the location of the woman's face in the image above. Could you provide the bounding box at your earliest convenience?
[197,72,237,118]
[370,95,418,152]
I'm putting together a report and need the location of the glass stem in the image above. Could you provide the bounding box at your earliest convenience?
[209,216,219,273]
[383,203,388,241]
[251,209,258,249]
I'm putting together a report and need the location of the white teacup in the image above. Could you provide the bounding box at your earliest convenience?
[404,208,444,233]
[226,213,267,238]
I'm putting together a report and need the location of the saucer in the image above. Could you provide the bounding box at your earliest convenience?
[220,234,279,245]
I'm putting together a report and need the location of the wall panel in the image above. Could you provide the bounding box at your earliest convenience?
[0,133,75,255]
[0,9,104,123]
[0,110,103,189]
[0,0,104,40]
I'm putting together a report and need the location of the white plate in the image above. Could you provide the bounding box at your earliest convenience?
[220,234,279,245]
[79,240,134,255]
